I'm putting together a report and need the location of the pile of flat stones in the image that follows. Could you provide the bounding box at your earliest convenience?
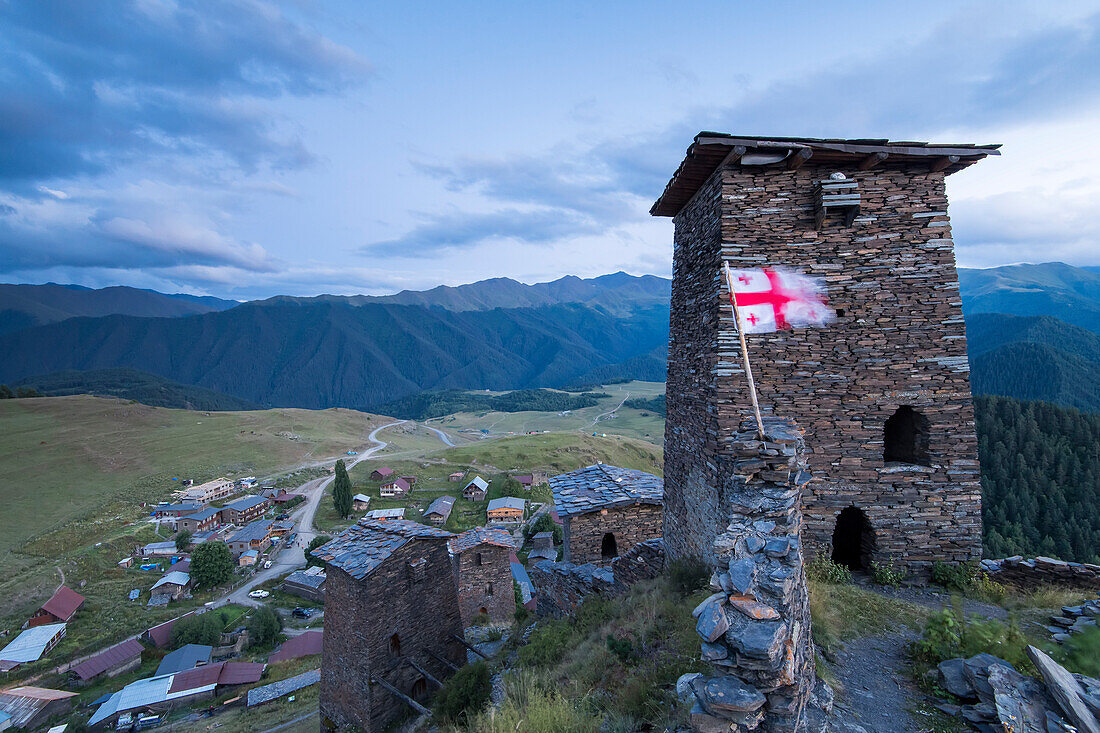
[933,646,1100,732]
[1044,596,1100,644]
[981,556,1100,591]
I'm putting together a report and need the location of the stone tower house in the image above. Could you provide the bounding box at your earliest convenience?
[449,527,516,627]
[313,519,465,731]
[652,134,998,575]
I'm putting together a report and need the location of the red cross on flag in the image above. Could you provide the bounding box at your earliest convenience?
[726,266,834,334]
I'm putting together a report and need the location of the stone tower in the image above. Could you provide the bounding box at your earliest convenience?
[652,134,998,575]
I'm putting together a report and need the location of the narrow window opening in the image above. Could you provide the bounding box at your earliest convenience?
[884,406,931,466]
[601,532,618,560]
[475,553,483,566]
[389,633,401,656]
[410,677,428,701]
[487,582,494,596]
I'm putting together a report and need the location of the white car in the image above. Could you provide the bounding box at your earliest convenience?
[248,589,270,599]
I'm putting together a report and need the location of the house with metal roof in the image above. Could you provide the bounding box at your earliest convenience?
[486,496,525,524]
[150,571,191,602]
[218,494,271,525]
[141,540,178,556]
[279,566,326,602]
[312,519,465,731]
[379,476,411,498]
[27,585,84,627]
[226,519,274,555]
[0,623,66,672]
[69,639,144,684]
[269,630,322,664]
[462,476,488,501]
[0,687,77,730]
[155,643,211,677]
[550,464,663,566]
[365,507,404,521]
[352,493,371,511]
[423,495,456,525]
[87,671,217,728]
[369,466,394,480]
[239,549,259,566]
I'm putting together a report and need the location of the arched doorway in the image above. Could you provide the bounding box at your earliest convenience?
[884,406,931,466]
[478,606,488,615]
[831,507,876,571]
[388,633,401,656]
[410,677,428,701]
[601,532,618,560]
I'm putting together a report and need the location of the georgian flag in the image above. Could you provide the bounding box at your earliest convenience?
[726,267,835,334]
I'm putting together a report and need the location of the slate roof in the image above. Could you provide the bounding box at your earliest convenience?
[282,567,326,590]
[312,519,453,580]
[269,630,322,664]
[550,464,663,517]
[424,495,456,518]
[40,585,85,622]
[69,639,144,681]
[246,669,320,707]
[151,571,191,590]
[487,496,525,512]
[155,643,211,676]
[228,519,274,543]
[157,503,202,514]
[448,527,516,554]
[224,495,268,512]
[0,624,66,665]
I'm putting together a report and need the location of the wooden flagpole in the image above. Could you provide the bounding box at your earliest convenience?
[723,261,766,439]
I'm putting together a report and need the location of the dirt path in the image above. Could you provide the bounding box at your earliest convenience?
[588,391,630,428]
[827,629,922,733]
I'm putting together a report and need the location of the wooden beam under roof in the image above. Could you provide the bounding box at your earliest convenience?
[930,155,961,173]
[787,148,813,170]
[858,152,889,170]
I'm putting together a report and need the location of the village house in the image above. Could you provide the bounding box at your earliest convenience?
[176,506,220,534]
[313,519,466,731]
[448,471,465,482]
[226,520,274,555]
[26,585,84,628]
[0,624,66,672]
[273,491,304,506]
[400,475,417,485]
[178,477,235,504]
[550,464,663,566]
[69,639,144,685]
[486,496,525,524]
[352,493,371,511]
[423,496,456,526]
[150,571,191,603]
[527,531,558,563]
[269,520,294,539]
[379,477,411,498]
[0,687,77,730]
[462,476,488,501]
[141,540,179,557]
[448,527,516,626]
[239,549,259,567]
[369,467,395,481]
[365,507,405,521]
[218,494,271,525]
[156,643,212,676]
[152,503,203,521]
[280,566,326,603]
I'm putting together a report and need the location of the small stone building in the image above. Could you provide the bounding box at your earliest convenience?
[313,519,465,732]
[550,464,663,566]
[448,527,516,627]
[652,133,996,574]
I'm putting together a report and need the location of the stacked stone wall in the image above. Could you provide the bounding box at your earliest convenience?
[565,504,663,565]
[684,419,829,733]
[982,556,1100,591]
[454,544,515,626]
[320,539,465,732]
[530,538,664,617]
[665,161,982,574]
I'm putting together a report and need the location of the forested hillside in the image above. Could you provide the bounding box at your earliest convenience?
[13,368,260,411]
[976,395,1100,563]
[377,388,608,420]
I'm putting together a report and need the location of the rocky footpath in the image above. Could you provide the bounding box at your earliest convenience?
[932,646,1100,732]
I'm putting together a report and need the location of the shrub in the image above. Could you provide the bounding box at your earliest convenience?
[605,634,635,663]
[667,559,710,596]
[518,620,575,668]
[806,556,852,584]
[471,611,491,627]
[248,604,283,649]
[174,529,192,551]
[930,561,977,591]
[869,560,905,588]
[171,612,222,648]
[912,602,1031,673]
[1057,625,1100,677]
[434,661,492,723]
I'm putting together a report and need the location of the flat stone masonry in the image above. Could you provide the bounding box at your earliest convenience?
[661,152,984,575]
[453,543,515,627]
[565,504,663,566]
[530,538,665,617]
[685,419,830,733]
[982,556,1100,591]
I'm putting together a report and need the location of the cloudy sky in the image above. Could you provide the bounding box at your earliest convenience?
[2,0,1099,299]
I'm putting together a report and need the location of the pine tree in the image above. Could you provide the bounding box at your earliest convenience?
[333,459,352,519]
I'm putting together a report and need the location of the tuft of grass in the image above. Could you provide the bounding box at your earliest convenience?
[463,670,600,733]
[806,555,852,584]
[808,580,927,653]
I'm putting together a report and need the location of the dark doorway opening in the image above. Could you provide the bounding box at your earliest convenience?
[388,633,401,656]
[411,677,428,701]
[601,532,618,560]
[478,606,488,615]
[884,406,931,466]
[831,507,876,571]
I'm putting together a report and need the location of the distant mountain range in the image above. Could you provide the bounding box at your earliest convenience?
[0,282,238,335]
[2,263,1099,413]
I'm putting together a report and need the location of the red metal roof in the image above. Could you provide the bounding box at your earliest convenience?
[373,466,394,476]
[269,631,322,664]
[168,661,265,693]
[69,639,144,681]
[40,586,85,622]
[217,661,266,686]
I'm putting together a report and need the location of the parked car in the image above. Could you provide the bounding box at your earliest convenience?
[263,560,272,569]
[276,513,289,520]
[248,589,270,599]
[292,607,312,618]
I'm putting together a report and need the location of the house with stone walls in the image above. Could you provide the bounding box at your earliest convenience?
[652,132,997,576]
[312,518,465,732]
[550,464,663,566]
[448,527,516,626]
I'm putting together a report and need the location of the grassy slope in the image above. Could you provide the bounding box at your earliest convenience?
[425,381,666,444]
